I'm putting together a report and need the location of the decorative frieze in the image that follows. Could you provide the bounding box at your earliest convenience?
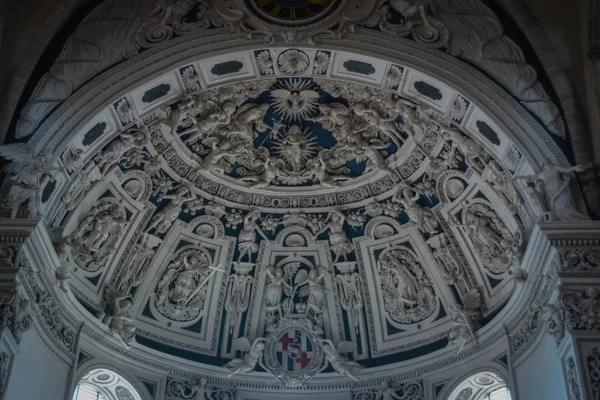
[353,380,424,400]
[587,348,600,400]
[559,249,600,273]
[165,377,235,400]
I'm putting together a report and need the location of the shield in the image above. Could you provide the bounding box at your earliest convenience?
[275,329,314,372]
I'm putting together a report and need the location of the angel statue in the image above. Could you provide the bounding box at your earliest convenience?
[448,289,480,355]
[515,160,588,221]
[295,267,329,313]
[0,144,58,218]
[315,209,353,263]
[264,266,293,308]
[318,339,363,381]
[102,288,136,347]
[237,209,270,262]
[225,337,267,377]
[393,185,438,235]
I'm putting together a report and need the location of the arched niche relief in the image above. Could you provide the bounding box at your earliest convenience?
[441,368,513,400]
[72,363,150,400]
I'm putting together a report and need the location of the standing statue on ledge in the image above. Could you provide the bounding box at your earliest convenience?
[448,289,480,355]
[102,288,137,347]
[515,160,588,221]
[0,144,58,218]
[316,209,353,263]
[237,209,270,262]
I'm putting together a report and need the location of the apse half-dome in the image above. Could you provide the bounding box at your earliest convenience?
[2,0,584,395]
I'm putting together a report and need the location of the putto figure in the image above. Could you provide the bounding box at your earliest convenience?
[317,339,363,381]
[225,337,267,377]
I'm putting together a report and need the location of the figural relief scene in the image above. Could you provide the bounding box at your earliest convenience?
[0,39,586,390]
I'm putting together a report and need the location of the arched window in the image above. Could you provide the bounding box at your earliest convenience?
[72,369,142,400]
[447,372,512,400]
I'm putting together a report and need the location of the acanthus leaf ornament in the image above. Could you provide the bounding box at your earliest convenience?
[567,357,583,400]
[560,249,600,273]
[588,348,600,400]
[165,377,234,400]
[544,304,565,345]
[560,288,600,331]
[353,380,424,400]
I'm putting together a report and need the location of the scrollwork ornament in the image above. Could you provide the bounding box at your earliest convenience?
[587,348,600,400]
[35,292,74,350]
[0,290,31,344]
[165,377,234,400]
[544,304,565,346]
[0,247,15,269]
[0,287,16,310]
[353,380,424,400]
[0,351,14,399]
[567,357,583,400]
[560,288,600,331]
[511,300,543,353]
[560,249,600,273]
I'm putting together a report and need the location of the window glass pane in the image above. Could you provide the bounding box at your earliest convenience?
[72,384,106,400]
[487,387,511,400]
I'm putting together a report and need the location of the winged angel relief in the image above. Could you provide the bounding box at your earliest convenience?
[165,78,423,188]
[0,144,58,218]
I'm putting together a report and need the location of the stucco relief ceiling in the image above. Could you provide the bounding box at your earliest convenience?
[20,47,535,387]
[0,0,586,392]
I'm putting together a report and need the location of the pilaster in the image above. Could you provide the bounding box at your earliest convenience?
[526,221,600,400]
[0,218,71,399]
